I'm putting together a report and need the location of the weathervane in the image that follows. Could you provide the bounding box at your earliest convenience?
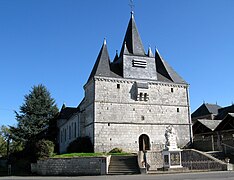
[129,0,135,14]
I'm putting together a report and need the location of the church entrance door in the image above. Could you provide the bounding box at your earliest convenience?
[139,134,150,151]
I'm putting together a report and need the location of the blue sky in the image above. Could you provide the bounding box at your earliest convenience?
[0,0,234,126]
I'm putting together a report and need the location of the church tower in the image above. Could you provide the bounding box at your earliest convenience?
[79,12,192,153]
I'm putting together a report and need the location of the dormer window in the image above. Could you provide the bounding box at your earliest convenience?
[135,82,149,101]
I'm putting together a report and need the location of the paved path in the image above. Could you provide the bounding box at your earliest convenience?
[1,171,234,180]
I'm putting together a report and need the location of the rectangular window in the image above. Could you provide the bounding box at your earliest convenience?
[64,129,67,141]
[177,108,180,112]
[69,126,71,140]
[74,122,76,138]
[171,88,174,93]
[117,84,120,89]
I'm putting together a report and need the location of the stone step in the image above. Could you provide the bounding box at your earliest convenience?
[108,155,140,175]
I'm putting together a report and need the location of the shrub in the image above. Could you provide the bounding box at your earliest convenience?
[67,136,93,153]
[35,139,54,159]
[109,148,123,153]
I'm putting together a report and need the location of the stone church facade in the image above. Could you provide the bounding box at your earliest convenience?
[57,13,192,154]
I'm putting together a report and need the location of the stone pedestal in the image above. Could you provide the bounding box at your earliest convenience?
[162,149,182,169]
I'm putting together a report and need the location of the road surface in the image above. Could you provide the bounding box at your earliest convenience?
[1,171,234,180]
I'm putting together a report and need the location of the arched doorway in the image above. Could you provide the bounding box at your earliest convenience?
[139,134,150,151]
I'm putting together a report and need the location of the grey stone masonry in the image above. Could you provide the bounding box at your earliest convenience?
[57,13,192,154]
[92,77,191,153]
[34,157,107,175]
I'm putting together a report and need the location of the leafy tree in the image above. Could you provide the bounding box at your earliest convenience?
[0,125,23,157]
[0,125,10,157]
[10,84,59,144]
[35,139,54,159]
[0,134,7,157]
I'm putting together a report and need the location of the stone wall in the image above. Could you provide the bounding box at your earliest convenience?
[138,151,163,170]
[33,157,108,176]
[94,123,190,153]
[93,77,191,152]
[181,149,227,171]
[59,114,80,154]
[138,149,227,171]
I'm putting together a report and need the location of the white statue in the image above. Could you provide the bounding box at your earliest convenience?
[165,125,178,150]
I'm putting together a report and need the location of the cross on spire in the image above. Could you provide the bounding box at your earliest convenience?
[129,0,135,14]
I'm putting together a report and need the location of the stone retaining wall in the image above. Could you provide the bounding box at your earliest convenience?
[32,156,108,176]
[142,149,227,171]
[181,149,227,171]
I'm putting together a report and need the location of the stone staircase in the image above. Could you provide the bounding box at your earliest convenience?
[108,155,140,175]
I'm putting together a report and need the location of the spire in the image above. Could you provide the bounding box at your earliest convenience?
[61,103,66,110]
[113,50,119,62]
[87,39,112,82]
[147,46,154,57]
[155,48,186,84]
[120,13,145,56]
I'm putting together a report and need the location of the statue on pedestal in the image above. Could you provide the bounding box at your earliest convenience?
[165,125,177,150]
[162,125,183,169]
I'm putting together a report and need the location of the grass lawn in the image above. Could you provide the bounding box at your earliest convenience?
[53,152,133,158]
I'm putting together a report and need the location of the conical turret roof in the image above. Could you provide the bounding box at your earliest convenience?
[87,39,112,82]
[120,13,145,56]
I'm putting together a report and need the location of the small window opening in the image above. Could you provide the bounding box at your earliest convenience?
[140,93,143,101]
[177,108,180,112]
[117,84,120,89]
[171,88,174,93]
[108,123,110,126]
[144,93,148,101]
[141,115,145,120]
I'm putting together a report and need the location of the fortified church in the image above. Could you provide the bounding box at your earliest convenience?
[57,12,192,154]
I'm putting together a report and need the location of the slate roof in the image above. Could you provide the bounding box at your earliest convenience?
[87,13,187,85]
[192,103,222,119]
[57,106,78,120]
[87,40,120,82]
[120,13,145,56]
[216,104,234,120]
[215,113,234,131]
[155,49,187,84]
[197,119,222,131]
